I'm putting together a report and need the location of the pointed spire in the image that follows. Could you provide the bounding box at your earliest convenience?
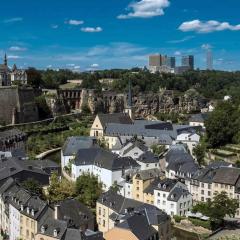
[4,53,7,66]
[128,78,132,107]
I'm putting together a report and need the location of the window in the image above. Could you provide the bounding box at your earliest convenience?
[158,193,160,197]
[201,190,204,195]
[201,183,204,188]
[208,184,211,189]
[163,193,166,198]
[103,209,106,217]
[163,201,166,206]
[136,194,139,199]
[146,164,149,167]
[103,220,106,227]
[157,200,160,204]
[170,204,174,209]
[208,191,211,196]
[31,220,34,229]
[98,207,101,215]
[136,187,139,191]
[201,197,204,201]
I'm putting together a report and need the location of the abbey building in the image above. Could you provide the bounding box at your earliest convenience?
[0,54,27,86]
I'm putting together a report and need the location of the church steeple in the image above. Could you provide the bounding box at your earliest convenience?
[4,53,7,66]
[128,78,132,107]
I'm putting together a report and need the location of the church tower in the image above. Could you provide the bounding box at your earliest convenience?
[4,53,8,66]
[124,79,134,120]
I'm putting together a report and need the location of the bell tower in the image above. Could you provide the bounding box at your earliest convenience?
[124,79,134,120]
[4,53,8,66]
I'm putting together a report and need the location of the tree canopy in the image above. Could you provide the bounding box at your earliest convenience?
[75,173,103,208]
[205,101,240,148]
[193,191,239,227]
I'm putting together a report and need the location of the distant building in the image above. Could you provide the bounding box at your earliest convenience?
[181,55,194,70]
[149,54,175,73]
[166,56,176,69]
[0,54,27,86]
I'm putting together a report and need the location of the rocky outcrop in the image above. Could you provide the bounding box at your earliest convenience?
[45,88,206,118]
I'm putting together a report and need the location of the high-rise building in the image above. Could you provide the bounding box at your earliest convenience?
[166,57,176,68]
[207,49,213,70]
[149,54,161,67]
[149,54,175,73]
[182,55,194,70]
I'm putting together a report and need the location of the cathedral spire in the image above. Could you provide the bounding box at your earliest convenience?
[128,78,132,107]
[4,53,7,66]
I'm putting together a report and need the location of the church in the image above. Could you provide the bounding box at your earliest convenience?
[0,54,27,86]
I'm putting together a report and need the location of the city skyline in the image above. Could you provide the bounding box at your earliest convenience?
[0,0,240,71]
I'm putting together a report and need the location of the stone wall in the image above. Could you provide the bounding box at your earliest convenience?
[0,86,39,124]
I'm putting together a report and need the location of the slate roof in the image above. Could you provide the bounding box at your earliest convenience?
[39,218,68,239]
[62,136,97,156]
[134,168,163,181]
[56,199,94,229]
[105,120,197,144]
[98,113,133,128]
[74,148,140,171]
[0,157,51,185]
[167,187,190,202]
[98,190,143,214]
[189,113,209,123]
[21,195,48,220]
[213,167,240,185]
[137,151,159,163]
[121,138,148,155]
[116,212,157,240]
[165,145,199,176]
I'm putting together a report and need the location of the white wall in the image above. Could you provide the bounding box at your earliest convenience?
[9,204,20,240]
[136,161,160,171]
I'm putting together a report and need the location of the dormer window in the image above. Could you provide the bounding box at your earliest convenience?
[41,225,46,234]
[21,205,24,211]
[163,184,166,190]
[27,207,30,214]
[31,209,35,216]
[53,229,59,237]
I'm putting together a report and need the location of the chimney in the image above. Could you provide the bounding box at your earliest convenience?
[54,204,60,219]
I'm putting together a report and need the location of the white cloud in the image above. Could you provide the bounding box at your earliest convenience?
[8,55,22,59]
[9,46,27,51]
[179,20,240,33]
[66,19,84,25]
[168,36,195,44]
[91,63,99,68]
[51,24,59,29]
[118,0,170,19]
[81,27,103,32]
[174,51,182,56]
[3,17,23,23]
[66,63,75,67]
[201,44,212,50]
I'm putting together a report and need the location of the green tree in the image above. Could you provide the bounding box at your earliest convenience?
[47,173,76,203]
[109,181,121,193]
[193,142,206,166]
[21,179,43,197]
[75,173,103,208]
[193,192,239,228]
[205,101,239,148]
[26,68,43,87]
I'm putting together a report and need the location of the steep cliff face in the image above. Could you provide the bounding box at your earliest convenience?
[45,88,206,117]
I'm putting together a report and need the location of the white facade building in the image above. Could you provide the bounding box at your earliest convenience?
[153,179,192,217]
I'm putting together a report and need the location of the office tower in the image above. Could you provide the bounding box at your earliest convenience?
[149,54,161,68]
[207,49,213,70]
[182,55,194,70]
[166,57,176,68]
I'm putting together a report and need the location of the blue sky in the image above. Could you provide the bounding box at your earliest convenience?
[0,0,240,71]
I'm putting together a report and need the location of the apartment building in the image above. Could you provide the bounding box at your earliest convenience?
[185,163,240,218]
[97,190,171,240]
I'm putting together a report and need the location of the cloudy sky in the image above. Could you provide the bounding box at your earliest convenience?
[0,0,240,71]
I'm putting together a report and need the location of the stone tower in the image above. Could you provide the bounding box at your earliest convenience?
[124,79,134,120]
[4,53,7,66]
